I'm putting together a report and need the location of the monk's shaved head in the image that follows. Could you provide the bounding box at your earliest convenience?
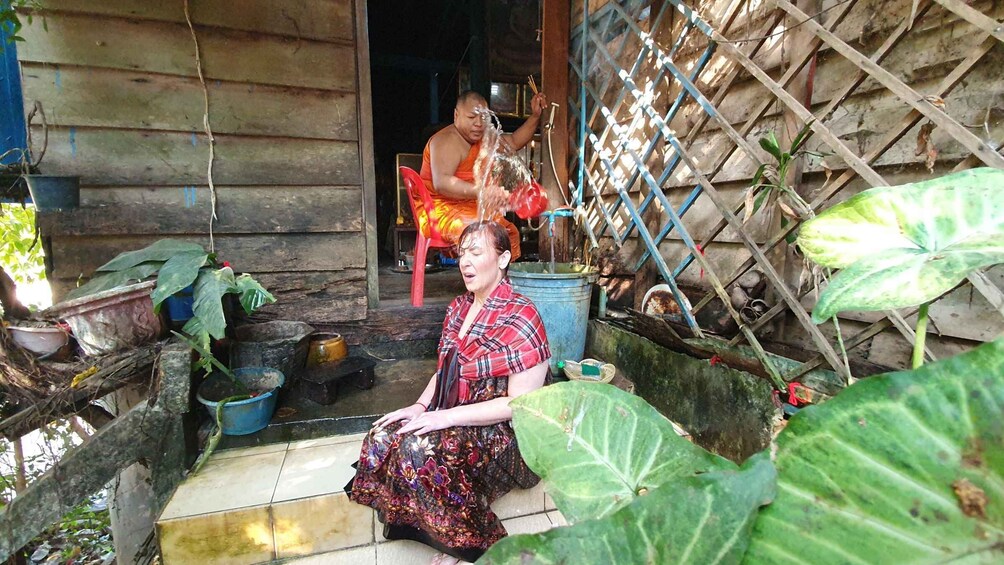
[456,90,487,109]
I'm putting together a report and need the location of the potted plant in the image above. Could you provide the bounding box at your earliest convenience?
[61,239,283,442]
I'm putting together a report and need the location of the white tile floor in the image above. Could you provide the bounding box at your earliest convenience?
[157,432,565,565]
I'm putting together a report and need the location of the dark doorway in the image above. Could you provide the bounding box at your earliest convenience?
[367,0,542,303]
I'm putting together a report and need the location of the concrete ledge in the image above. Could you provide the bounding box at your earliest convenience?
[586,321,779,463]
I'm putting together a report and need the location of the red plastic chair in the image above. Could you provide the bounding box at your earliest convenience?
[399,166,452,307]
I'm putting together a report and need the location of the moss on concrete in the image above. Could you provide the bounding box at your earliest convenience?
[586,321,778,463]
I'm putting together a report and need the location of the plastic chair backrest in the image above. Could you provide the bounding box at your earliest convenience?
[399,166,446,243]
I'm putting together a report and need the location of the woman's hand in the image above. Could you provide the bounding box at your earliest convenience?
[372,403,425,430]
[396,410,454,436]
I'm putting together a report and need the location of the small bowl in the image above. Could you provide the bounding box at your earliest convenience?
[562,359,616,384]
[9,326,70,356]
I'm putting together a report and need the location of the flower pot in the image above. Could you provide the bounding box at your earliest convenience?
[25,175,80,211]
[47,280,164,356]
[8,326,70,356]
[230,321,314,384]
[196,367,284,435]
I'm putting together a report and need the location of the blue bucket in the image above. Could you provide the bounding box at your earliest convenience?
[165,285,194,322]
[509,263,597,374]
[196,367,285,435]
[25,175,80,211]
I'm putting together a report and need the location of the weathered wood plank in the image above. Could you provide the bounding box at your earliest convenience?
[46,233,367,280]
[253,271,368,323]
[324,301,449,345]
[37,186,363,235]
[32,127,361,186]
[35,0,354,43]
[20,65,358,141]
[0,401,160,561]
[774,0,1004,168]
[355,0,378,311]
[19,12,357,91]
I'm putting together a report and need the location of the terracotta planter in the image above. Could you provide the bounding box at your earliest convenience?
[48,280,164,355]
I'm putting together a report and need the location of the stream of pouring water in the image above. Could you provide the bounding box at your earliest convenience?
[471,107,555,273]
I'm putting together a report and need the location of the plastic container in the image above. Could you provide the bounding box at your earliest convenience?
[8,326,70,356]
[25,175,80,211]
[196,367,284,435]
[231,321,314,384]
[164,284,195,323]
[509,263,597,374]
[47,280,163,356]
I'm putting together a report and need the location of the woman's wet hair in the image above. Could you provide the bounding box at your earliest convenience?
[457,220,511,275]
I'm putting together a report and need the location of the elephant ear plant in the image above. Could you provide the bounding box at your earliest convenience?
[480,338,1004,564]
[796,167,1004,368]
[69,238,276,378]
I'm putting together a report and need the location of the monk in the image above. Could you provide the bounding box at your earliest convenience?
[419,90,548,260]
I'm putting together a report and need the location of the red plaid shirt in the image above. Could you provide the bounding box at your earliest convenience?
[438,278,551,381]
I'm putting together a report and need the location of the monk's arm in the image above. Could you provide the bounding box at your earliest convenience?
[430,135,477,199]
[503,112,541,152]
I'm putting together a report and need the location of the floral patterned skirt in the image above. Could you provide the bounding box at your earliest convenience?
[346,418,540,562]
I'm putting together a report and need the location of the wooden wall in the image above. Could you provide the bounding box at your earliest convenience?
[21,0,377,323]
[572,0,1004,370]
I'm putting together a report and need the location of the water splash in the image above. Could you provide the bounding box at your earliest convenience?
[472,107,533,222]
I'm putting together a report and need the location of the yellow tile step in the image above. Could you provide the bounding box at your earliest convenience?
[156,433,564,565]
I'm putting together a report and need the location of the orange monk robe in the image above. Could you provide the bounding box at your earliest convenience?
[419,140,522,259]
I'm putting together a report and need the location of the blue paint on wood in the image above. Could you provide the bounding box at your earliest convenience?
[68,127,77,158]
[191,132,198,147]
[0,3,27,166]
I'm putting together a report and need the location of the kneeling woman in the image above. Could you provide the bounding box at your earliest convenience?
[346,221,550,564]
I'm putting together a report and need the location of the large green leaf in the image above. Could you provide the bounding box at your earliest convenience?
[234,273,276,314]
[65,262,161,300]
[150,252,208,311]
[191,267,237,340]
[510,382,735,524]
[811,244,1003,321]
[96,239,205,272]
[745,338,1004,564]
[480,453,776,565]
[797,169,1004,320]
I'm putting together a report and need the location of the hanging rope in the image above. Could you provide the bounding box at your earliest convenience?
[183,0,218,252]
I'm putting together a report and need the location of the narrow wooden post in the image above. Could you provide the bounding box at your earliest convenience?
[770,0,821,341]
[540,0,570,262]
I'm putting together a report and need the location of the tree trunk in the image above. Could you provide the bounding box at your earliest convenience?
[0,267,30,320]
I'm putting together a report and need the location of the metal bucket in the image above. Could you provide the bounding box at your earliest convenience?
[509,263,597,374]
[231,321,314,383]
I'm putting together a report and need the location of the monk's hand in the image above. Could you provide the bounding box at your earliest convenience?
[372,403,425,430]
[531,92,548,116]
[396,410,454,436]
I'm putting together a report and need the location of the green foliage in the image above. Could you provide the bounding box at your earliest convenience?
[510,381,734,523]
[797,168,1004,322]
[744,122,819,233]
[0,0,46,48]
[481,453,775,564]
[745,338,1004,564]
[481,339,1004,564]
[68,239,275,377]
[0,203,44,289]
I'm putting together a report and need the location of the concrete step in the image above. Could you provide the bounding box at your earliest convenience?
[156,432,564,564]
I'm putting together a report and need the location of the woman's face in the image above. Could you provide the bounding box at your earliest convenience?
[458,231,510,297]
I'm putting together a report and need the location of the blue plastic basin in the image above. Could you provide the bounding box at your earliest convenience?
[196,367,285,435]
